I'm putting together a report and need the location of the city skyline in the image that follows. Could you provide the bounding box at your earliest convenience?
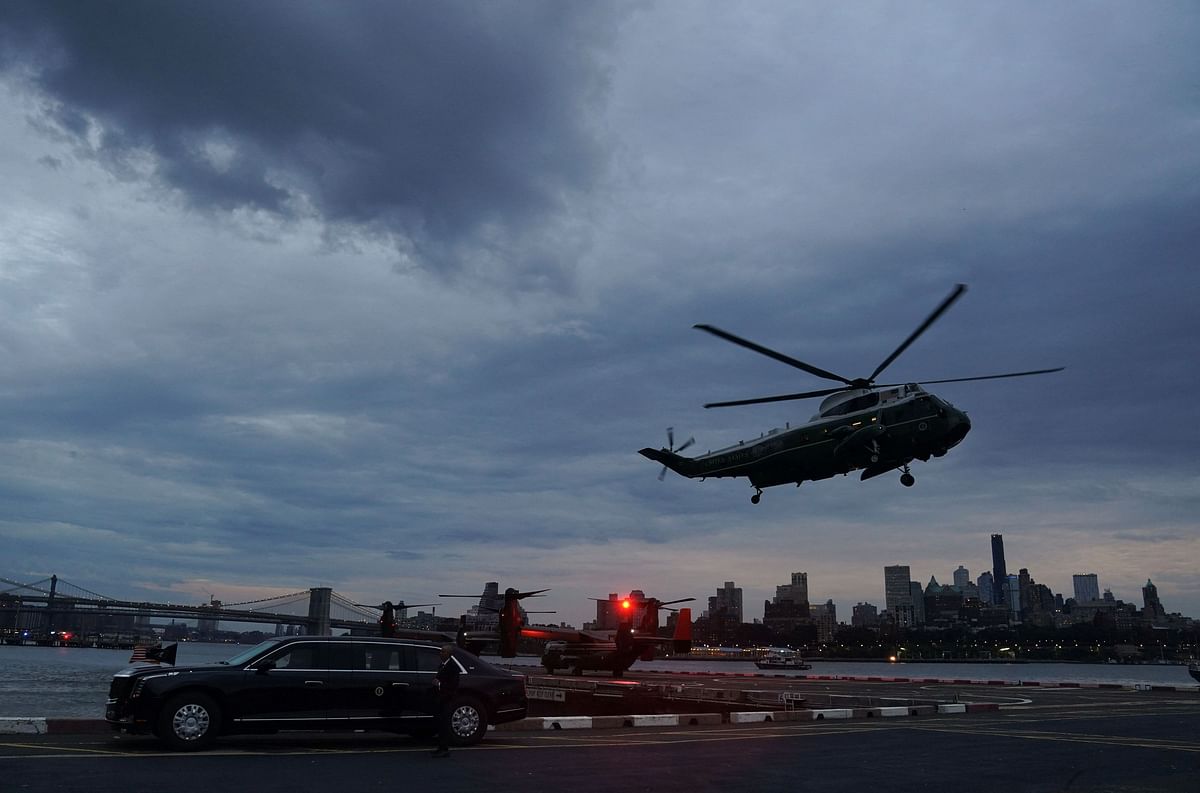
[7,529,1189,632]
[1,3,1197,630]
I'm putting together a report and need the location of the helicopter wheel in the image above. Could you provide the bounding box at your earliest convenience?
[751,489,762,505]
[900,472,915,487]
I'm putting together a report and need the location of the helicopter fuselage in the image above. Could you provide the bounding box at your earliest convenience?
[641,383,971,491]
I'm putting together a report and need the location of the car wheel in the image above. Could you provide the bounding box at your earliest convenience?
[447,696,488,746]
[156,693,220,751]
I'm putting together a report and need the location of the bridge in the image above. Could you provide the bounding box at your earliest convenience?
[0,575,395,644]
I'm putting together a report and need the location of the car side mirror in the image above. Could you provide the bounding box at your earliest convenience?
[255,660,276,674]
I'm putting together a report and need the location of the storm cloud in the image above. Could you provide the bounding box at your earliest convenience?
[1,0,618,283]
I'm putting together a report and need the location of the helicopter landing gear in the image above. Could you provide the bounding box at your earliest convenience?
[899,465,915,488]
[751,488,763,505]
[868,440,881,464]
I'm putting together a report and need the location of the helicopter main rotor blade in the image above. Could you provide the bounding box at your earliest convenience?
[694,324,852,385]
[512,588,551,599]
[874,367,1065,388]
[868,283,966,383]
[656,597,696,607]
[704,385,848,409]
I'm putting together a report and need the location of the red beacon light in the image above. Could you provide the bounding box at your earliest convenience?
[622,599,631,610]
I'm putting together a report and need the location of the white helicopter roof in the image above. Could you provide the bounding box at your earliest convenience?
[811,383,925,421]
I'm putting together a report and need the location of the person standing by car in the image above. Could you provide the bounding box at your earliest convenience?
[431,644,460,757]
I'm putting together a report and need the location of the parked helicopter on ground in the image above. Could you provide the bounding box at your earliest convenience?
[439,587,556,657]
[528,595,694,677]
[366,600,438,638]
[641,284,1063,503]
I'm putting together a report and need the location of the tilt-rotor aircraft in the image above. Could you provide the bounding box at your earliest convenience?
[438,587,557,657]
[407,587,693,677]
[379,588,546,653]
[527,595,695,678]
[641,284,1063,503]
[366,600,439,638]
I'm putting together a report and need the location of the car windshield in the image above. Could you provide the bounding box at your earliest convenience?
[220,639,284,666]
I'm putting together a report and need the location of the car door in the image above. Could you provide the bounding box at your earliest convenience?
[327,641,413,726]
[405,644,443,718]
[232,641,329,726]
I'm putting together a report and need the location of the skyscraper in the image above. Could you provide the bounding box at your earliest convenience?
[764,572,810,632]
[1143,579,1166,621]
[852,602,879,627]
[775,572,809,606]
[991,534,1008,606]
[884,565,914,627]
[708,581,743,624]
[1073,573,1100,603]
[1006,574,1021,619]
[910,580,926,626]
[977,571,994,604]
[953,565,970,589]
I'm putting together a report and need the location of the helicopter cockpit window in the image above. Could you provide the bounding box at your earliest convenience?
[826,391,880,417]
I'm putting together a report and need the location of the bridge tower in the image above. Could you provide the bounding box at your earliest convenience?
[46,574,58,634]
[307,587,332,636]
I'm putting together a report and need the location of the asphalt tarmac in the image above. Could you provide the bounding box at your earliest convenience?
[2,680,1197,793]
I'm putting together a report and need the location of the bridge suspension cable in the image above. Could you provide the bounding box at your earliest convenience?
[329,591,380,622]
[222,591,312,608]
[0,576,117,601]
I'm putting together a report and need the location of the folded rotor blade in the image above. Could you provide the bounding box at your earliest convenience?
[868,284,966,382]
[693,324,851,385]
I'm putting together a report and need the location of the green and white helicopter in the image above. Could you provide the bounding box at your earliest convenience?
[641,284,1063,504]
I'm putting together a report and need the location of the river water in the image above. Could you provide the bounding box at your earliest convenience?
[1,642,1195,719]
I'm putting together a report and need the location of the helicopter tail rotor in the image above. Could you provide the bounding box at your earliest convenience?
[658,427,695,480]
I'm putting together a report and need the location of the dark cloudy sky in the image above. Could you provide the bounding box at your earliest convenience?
[1,1,1197,629]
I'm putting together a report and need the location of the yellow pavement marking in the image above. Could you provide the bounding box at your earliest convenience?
[0,741,128,756]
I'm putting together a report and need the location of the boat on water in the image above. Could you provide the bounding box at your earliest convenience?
[754,649,811,671]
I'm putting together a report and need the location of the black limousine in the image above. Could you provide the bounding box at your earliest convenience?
[106,636,527,750]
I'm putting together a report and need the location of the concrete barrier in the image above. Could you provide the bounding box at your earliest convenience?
[0,718,46,734]
[876,706,911,717]
[937,704,967,714]
[623,714,679,727]
[811,709,853,720]
[543,716,594,730]
[729,712,773,724]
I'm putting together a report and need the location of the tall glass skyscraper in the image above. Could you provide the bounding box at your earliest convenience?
[990,534,1008,606]
[1073,573,1100,603]
[884,565,914,627]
